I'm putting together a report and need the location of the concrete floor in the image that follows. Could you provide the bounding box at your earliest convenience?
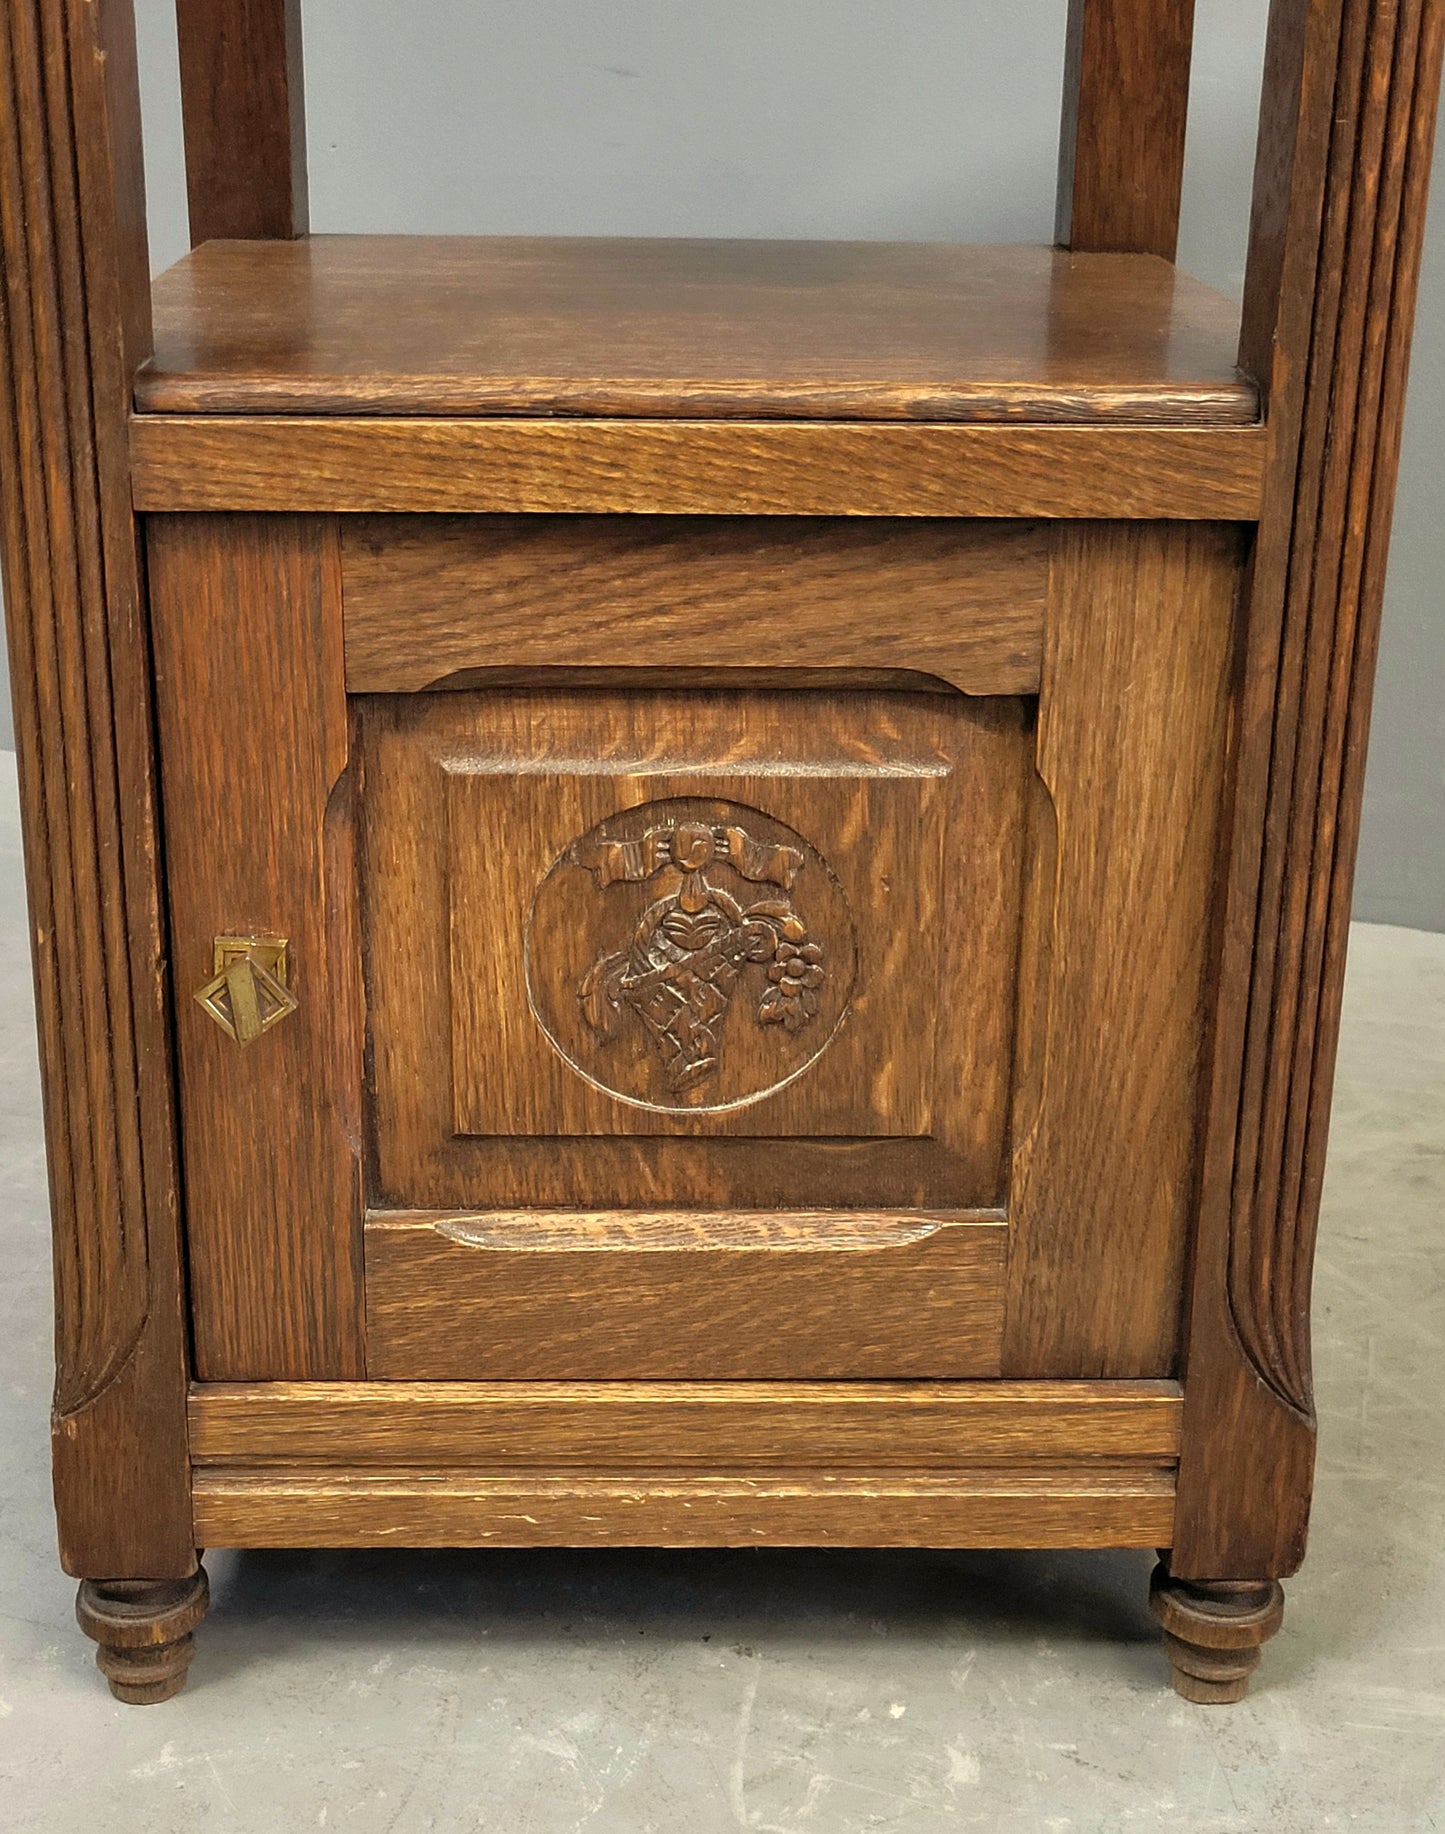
[0,748,1441,1834]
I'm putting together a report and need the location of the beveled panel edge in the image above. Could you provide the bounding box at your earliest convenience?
[367,1208,1009,1248]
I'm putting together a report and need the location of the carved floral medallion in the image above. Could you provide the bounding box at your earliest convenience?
[526,799,856,1114]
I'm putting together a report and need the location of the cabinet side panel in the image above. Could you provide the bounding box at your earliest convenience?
[0,0,193,1576]
[148,514,364,1379]
[1004,522,1244,1377]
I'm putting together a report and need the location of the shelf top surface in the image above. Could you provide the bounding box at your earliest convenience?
[138,236,1258,426]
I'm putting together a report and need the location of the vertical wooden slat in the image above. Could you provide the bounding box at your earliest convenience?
[1175,0,1445,1580]
[0,0,193,1577]
[175,0,308,244]
[1055,0,1197,257]
[147,514,365,1380]
[1003,521,1241,1378]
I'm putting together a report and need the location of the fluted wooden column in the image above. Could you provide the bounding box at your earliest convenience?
[0,0,194,1579]
[1174,0,1445,1584]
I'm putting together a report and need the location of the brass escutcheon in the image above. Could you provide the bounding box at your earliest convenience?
[195,936,297,1047]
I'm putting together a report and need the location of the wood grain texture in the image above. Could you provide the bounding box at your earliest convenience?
[1176,0,1445,1581]
[136,237,1257,422]
[129,416,1269,519]
[1005,521,1244,1377]
[0,0,193,1578]
[340,515,1047,697]
[363,1212,1008,1380]
[188,1379,1185,1469]
[75,1571,209,1704]
[193,1467,1178,1551]
[147,514,364,1380]
[360,688,1028,1211]
[175,0,307,244]
[1236,0,1346,410]
[447,773,932,1143]
[1149,1565,1285,1704]
[1056,0,1196,258]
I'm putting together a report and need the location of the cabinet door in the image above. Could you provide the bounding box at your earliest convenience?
[147,512,1241,1381]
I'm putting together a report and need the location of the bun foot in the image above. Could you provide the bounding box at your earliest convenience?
[75,1568,209,1704]
[1149,1563,1284,1703]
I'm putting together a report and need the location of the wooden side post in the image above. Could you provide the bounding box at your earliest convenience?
[1055,0,1198,257]
[0,0,195,1588]
[1174,0,1445,1585]
[176,0,308,244]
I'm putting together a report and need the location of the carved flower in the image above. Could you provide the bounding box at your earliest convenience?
[759,939,825,1033]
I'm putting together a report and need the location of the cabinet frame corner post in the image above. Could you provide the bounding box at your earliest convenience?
[0,0,195,1587]
[1173,0,1445,1583]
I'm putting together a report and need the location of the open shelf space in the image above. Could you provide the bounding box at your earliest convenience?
[138,235,1257,426]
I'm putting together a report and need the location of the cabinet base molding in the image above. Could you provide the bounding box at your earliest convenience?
[188,1378,1185,1468]
[192,1466,1176,1550]
[74,1572,210,1706]
[1149,1565,1286,1704]
[188,1380,1182,1547]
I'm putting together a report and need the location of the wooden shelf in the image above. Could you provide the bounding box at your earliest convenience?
[131,238,1265,517]
[138,235,1257,426]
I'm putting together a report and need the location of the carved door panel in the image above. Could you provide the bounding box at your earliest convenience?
[147,512,1242,1383]
[357,686,1028,1376]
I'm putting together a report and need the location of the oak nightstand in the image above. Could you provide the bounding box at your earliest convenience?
[0,0,1437,1706]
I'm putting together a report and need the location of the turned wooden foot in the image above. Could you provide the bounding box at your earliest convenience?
[1149,1563,1284,1704]
[75,1568,209,1704]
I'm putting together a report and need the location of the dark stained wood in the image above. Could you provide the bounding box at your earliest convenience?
[146,515,364,1380]
[340,515,1048,698]
[129,417,1269,519]
[1056,0,1196,258]
[193,1467,1178,1551]
[364,1212,1008,1380]
[1149,1565,1285,1703]
[360,687,1029,1212]
[1235,0,1345,411]
[175,0,307,244]
[188,1379,1186,1469]
[1175,0,1445,1583]
[0,0,194,1579]
[75,1571,209,1704]
[1004,521,1243,1377]
[137,237,1257,422]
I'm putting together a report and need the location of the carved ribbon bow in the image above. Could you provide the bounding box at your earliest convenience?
[587,820,804,902]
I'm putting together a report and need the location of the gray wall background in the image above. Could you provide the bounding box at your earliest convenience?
[2,2,1439,923]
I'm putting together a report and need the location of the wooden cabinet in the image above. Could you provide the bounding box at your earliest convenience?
[0,0,1439,1710]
